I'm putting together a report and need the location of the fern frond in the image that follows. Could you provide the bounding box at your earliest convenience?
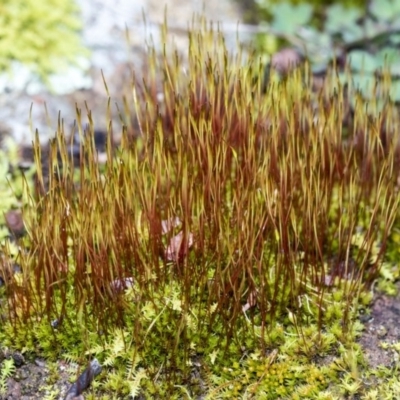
[85,344,104,357]
[62,352,81,363]
[0,358,16,396]
[103,354,116,367]
[125,356,141,380]
[127,368,147,398]
[111,329,126,356]
[1,358,16,379]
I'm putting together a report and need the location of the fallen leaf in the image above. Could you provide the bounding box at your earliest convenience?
[161,217,181,235]
[5,210,25,237]
[271,47,304,74]
[109,277,135,293]
[165,231,194,262]
[242,288,258,312]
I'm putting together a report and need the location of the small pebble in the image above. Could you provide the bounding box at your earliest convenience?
[34,359,46,368]
[377,325,388,338]
[12,352,25,367]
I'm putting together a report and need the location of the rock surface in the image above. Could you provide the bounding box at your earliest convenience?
[0,0,249,149]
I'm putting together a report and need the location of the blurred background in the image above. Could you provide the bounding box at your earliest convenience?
[2,0,396,155]
[0,0,248,149]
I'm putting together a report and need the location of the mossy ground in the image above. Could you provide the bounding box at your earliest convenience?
[1,19,400,399]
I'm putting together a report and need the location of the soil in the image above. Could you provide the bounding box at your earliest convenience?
[1,1,400,399]
[1,284,399,399]
[359,284,400,369]
[0,2,248,399]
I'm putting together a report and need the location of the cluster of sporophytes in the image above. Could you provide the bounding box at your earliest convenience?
[1,20,400,398]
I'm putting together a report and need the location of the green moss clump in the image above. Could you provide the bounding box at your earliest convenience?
[1,17,400,399]
[0,0,88,82]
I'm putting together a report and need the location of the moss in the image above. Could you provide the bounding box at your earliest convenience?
[1,17,400,399]
[0,0,88,84]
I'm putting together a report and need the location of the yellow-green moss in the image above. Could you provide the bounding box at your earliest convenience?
[0,17,400,399]
[0,0,87,81]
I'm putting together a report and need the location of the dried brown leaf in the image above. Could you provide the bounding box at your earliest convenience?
[109,277,135,293]
[165,231,194,262]
[161,217,181,235]
[242,289,259,312]
[271,48,303,74]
